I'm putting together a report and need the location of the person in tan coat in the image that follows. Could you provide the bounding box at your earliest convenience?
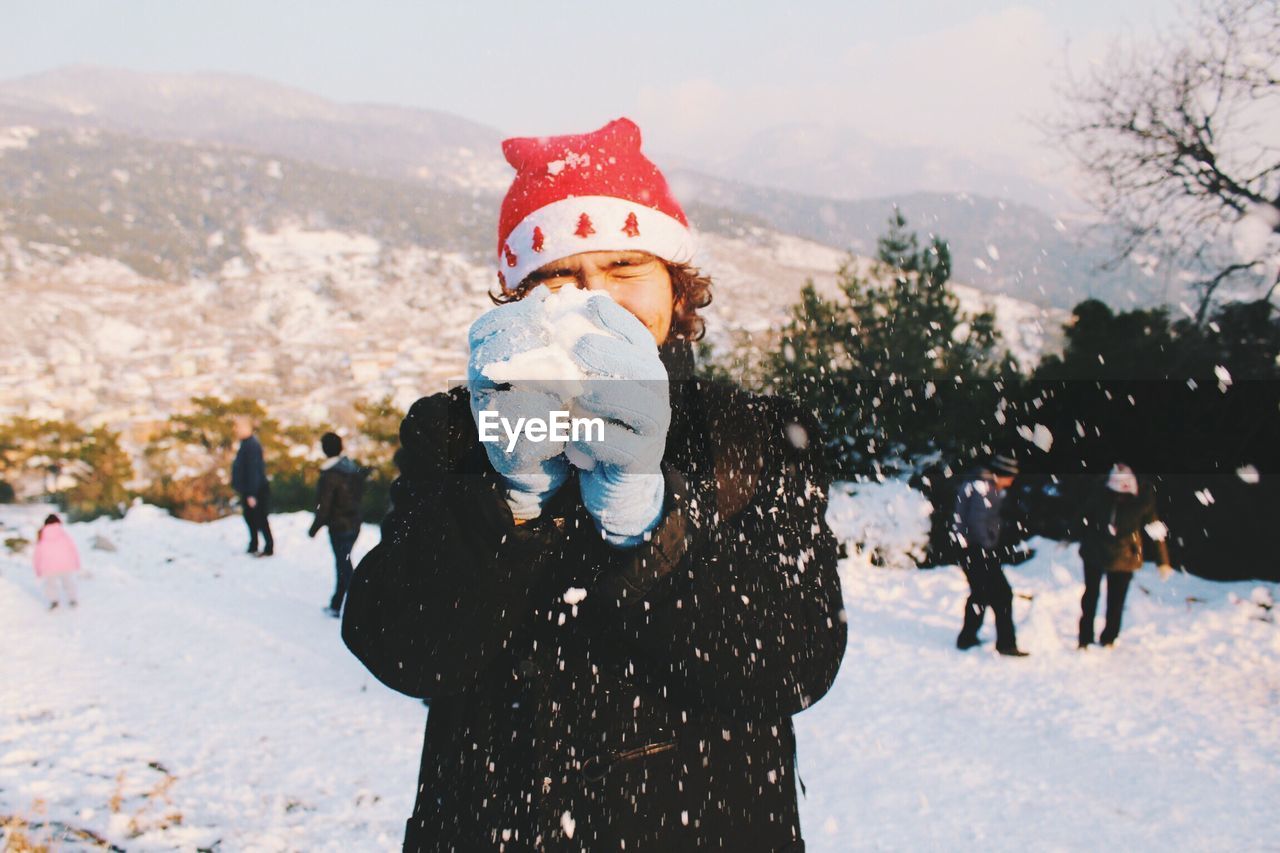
[1078,463,1174,648]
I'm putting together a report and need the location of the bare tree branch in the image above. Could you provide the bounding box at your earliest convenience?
[1192,261,1260,322]
[1051,0,1280,321]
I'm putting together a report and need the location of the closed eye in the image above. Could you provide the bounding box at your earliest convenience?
[609,259,658,275]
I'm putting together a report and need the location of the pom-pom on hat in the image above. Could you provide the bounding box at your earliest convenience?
[496,118,695,291]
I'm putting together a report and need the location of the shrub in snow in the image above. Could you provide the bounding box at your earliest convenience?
[825,479,933,569]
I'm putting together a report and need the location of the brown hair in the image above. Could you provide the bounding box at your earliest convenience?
[39,513,61,541]
[488,260,714,342]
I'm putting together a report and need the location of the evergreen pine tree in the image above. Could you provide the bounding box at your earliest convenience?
[768,212,1012,478]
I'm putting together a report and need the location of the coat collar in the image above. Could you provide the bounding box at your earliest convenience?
[659,338,695,382]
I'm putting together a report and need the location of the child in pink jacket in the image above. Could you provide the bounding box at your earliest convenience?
[34,513,80,610]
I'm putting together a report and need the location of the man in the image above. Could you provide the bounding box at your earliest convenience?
[230,415,273,557]
[308,432,365,617]
[1077,463,1173,648]
[952,452,1027,656]
[342,118,847,852]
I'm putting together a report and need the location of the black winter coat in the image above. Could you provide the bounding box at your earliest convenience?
[342,342,847,853]
[231,435,267,498]
[1079,486,1171,573]
[309,457,365,536]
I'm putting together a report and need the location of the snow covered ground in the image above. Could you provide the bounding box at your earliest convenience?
[0,505,421,851]
[1,490,1277,851]
[806,507,1279,851]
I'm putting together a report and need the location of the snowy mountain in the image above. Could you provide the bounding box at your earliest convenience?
[0,123,1065,432]
[670,170,1172,310]
[675,122,1066,212]
[1,487,1275,850]
[1,67,1170,312]
[0,66,509,191]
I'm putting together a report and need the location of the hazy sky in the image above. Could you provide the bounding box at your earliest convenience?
[2,0,1181,187]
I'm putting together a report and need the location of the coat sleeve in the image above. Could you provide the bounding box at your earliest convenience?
[955,480,999,550]
[341,392,564,699]
[309,472,334,536]
[583,395,847,720]
[951,484,973,547]
[230,445,245,495]
[1142,498,1172,567]
[251,442,267,495]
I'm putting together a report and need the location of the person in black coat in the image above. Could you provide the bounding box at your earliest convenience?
[951,453,1028,656]
[342,119,846,853]
[1077,463,1174,647]
[231,416,273,557]
[308,432,365,617]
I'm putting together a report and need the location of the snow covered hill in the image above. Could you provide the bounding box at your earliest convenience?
[0,78,1072,437]
[2,488,1275,851]
[1,67,1168,311]
[669,171,1172,310]
[0,124,1064,432]
[0,66,509,192]
[0,503,420,851]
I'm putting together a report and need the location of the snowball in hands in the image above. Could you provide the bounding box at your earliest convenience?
[477,287,657,472]
[467,286,671,543]
[480,286,607,471]
[481,285,609,399]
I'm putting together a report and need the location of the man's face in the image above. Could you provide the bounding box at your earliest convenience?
[524,251,675,345]
[233,417,253,441]
[995,475,1015,491]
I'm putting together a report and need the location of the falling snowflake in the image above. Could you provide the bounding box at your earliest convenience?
[1016,423,1053,452]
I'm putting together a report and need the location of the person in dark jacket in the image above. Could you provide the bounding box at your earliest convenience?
[308,432,365,617]
[342,118,846,853]
[231,415,273,557]
[952,453,1028,656]
[1077,463,1174,647]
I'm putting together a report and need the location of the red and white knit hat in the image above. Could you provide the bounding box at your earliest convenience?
[496,117,695,291]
